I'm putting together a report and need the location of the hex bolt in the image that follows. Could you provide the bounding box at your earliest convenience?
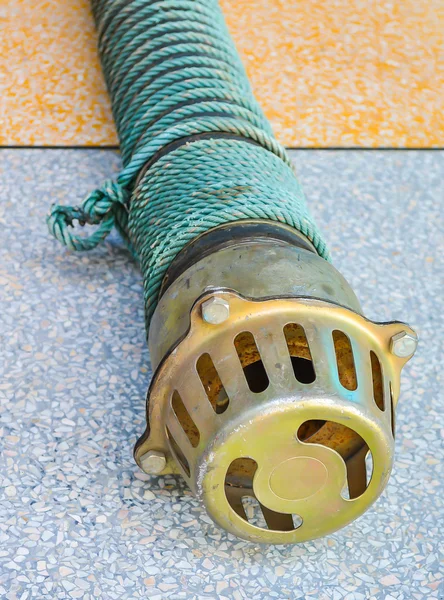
[201,296,230,325]
[390,331,418,358]
[139,450,166,474]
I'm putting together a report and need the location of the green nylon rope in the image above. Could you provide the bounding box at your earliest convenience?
[47,0,329,328]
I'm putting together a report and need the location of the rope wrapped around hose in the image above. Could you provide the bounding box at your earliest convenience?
[47,0,329,326]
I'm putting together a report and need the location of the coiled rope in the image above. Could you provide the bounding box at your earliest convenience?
[47,0,329,326]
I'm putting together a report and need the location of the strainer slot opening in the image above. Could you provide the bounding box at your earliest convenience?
[196,353,229,414]
[283,323,316,384]
[389,382,395,438]
[370,351,385,411]
[241,496,268,529]
[225,457,302,532]
[234,332,269,393]
[332,330,357,391]
[297,420,373,500]
[171,390,200,447]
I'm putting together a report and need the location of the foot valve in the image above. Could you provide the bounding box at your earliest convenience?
[134,221,417,544]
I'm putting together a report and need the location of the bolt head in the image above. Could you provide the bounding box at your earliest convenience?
[390,331,418,358]
[201,296,230,325]
[139,450,166,474]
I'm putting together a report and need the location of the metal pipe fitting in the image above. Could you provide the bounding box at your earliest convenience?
[135,220,417,544]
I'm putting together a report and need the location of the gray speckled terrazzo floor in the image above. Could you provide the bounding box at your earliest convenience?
[0,149,443,600]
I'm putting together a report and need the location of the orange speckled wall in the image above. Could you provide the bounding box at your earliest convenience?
[1,0,443,147]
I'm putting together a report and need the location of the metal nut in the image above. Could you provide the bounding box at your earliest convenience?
[390,331,418,358]
[201,297,230,325]
[139,450,166,474]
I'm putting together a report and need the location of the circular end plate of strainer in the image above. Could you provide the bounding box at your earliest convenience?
[199,398,393,544]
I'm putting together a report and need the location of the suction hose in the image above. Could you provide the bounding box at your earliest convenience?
[48,0,417,544]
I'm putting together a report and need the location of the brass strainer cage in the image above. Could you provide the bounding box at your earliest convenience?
[134,224,416,544]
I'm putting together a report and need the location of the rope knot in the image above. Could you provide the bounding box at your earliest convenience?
[47,180,130,252]
[83,180,129,223]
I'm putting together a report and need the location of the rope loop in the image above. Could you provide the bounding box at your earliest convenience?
[47,180,130,252]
